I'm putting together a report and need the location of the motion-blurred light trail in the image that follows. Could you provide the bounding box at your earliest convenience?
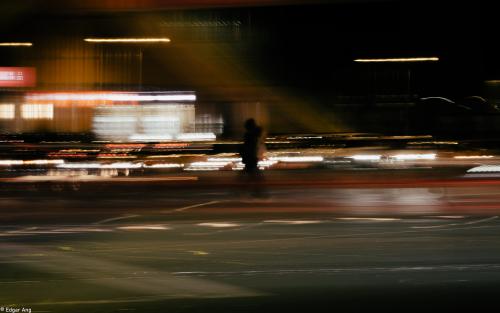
[354,57,439,63]
[84,38,171,43]
[0,42,32,46]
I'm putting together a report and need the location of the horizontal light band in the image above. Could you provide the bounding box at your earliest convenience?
[468,165,500,173]
[350,154,381,161]
[390,153,436,161]
[84,38,170,43]
[0,42,32,46]
[26,92,195,102]
[354,57,439,63]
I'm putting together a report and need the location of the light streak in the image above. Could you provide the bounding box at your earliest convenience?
[26,92,195,102]
[453,155,494,159]
[467,165,500,173]
[269,156,324,162]
[144,163,183,168]
[0,159,64,166]
[354,57,439,63]
[118,225,170,230]
[350,155,381,161]
[207,157,242,162]
[264,220,323,225]
[337,217,401,221]
[176,133,216,141]
[84,38,170,43]
[390,153,436,161]
[0,42,32,46]
[198,222,240,228]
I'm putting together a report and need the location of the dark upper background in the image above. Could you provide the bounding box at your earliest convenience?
[0,1,493,92]
[1,0,498,135]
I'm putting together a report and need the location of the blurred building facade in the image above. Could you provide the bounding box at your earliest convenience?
[1,2,498,138]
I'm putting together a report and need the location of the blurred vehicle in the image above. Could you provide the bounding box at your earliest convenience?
[409,96,500,137]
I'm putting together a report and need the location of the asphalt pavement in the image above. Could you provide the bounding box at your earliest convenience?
[2,168,500,312]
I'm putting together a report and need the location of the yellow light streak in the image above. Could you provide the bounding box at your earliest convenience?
[84,38,171,43]
[354,57,439,63]
[0,42,32,46]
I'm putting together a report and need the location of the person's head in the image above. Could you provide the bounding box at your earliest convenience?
[244,118,257,131]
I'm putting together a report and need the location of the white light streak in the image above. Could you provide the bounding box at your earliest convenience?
[269,156,324,162]
[24,159,64,165]
[144,163,183,168]
[57,163,101,169]
[129,134,174,142]
[390,153,436,161]
[419,97,455,103]
[0,42,32,46]
[101,162,142,169]
[185,160,231,171]
[118,225,170,230]
[453,155,494,159]
[198,222,240,228]
[257,160,278,168]
[263,220,323,225]
[176,133,216,141]
[57,162,142,169]
[26,92,195,102]
[467,165,500,173]
[337,217,401,221]
[0,160,23,166]
[84,38,171,43]
[354,57,439,63]
[286,136,323,139]
[189,161,230,167]
[93,116,136,124]
[350,155,381,161]
[408,141,458,145]
[207,157,242,162]
[0,159,64,166]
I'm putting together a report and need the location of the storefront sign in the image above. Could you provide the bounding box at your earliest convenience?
[0,67,36,87]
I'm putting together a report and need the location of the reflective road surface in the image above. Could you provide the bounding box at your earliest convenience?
[2,169,500,312]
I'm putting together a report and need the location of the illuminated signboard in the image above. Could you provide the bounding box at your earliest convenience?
[0,67,36,87]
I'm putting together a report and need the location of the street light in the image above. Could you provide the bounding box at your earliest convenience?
[0,42,33,46]
[354,57,439,63]
[354,56,440,134]
[84,38,170,43]
[354,56,440,98]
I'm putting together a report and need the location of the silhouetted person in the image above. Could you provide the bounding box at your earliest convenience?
[239,119,267,198]
[241,118,263,173]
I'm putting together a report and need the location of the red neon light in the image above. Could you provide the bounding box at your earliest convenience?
[0,67,36,87]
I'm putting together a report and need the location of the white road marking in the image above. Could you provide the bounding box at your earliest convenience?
[336,217,401,222]
[0,226,111,237]
[172,263,500,276]
[117,225,170,231]
[0,280,41,284]
[411,216,498,229]
[263,220,323,225]
[94,214,140,225]
[198,222,240,228]
[170,200,222,213]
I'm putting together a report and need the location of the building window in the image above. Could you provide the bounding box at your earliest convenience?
[21,103,54,119]
[0,104,15,119]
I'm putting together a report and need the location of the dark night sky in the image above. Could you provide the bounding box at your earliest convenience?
[0,1,496,99]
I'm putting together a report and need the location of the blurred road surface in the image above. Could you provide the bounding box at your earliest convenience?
[2,168,500,312]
